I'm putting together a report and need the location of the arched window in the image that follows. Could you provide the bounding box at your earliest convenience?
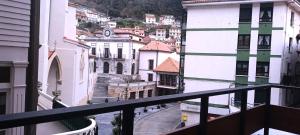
[116,62,123,74]
[103,62,109,73]
[131,63,135,75]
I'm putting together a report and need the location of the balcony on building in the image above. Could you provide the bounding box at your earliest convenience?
[100,53,112,60]
[113,54,126,61]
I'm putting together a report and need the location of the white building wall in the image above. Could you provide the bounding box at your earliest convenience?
[64,6,77,40]
[45,0,91,106]
[186,5,239,29]
[86,40,144,75]
[186,31,238,53]
[39,0,51,92]
[139,51,179,82]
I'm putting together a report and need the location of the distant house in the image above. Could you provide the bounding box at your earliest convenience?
[154,57,180,96]
[155,26,167,41]
[145,14,157,24]
[76,10,87,23]
[159,15,175,25]
[169,27,181,46]
[107,21,117,28]
[83,27,145,76]
[139,41,179,82]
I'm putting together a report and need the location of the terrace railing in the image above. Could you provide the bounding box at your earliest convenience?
[1,84,300,135]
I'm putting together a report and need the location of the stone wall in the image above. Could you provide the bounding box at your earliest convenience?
[108,82,156,99]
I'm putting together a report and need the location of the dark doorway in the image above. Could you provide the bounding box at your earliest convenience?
[103,62,109,73]
[117,62,123,74]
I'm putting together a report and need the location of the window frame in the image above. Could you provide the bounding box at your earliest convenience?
[239,4,253,22]
[259,3,273,22]
[238,34,251,49]
[148,59,154,70]
[132,49,136,59]
[257,34,272,49]
[139,91,144,98]
[148,73,153,81]
[256,62,270,77]
[236,61,249,75]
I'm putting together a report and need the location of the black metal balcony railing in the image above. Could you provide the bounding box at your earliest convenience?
[113,54,126,60]
[100,53,111,59]
[52,100,93,131]
[0,84,300,135]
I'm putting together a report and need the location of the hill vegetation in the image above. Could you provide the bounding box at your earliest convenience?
[70,0,184,20]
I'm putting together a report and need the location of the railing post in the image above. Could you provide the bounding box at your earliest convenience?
[264,87,271,135]
[199,96,209,135]
[122,107,135,135]
[239,90,248,135]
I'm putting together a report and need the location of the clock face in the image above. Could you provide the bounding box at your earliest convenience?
[104,30,111,37]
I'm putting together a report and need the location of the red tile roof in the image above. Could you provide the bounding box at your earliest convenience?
[140,41,172,52]
[143,36,152,44]
[154,57,179,73]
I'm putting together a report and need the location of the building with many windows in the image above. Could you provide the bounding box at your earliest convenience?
[84,28,145,77]
[139,41,177,82]
[181,0,300,126]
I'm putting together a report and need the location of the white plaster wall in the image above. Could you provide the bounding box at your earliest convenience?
[184,55,236,81]
[186,31,238,53]
[39,0,51,92]
[55,48,76,106]
[269,58,282,84]
[64,6,77,40]
[251,3,260,28]
[186,4,239,29]
[139,51,158,81]
[271,31,285,56]
[184,79,231,105]
[250,31,258,55]
[48,0,67,49]
[248,57,257,82]
[273,2,287,28]
[73,48,89,105]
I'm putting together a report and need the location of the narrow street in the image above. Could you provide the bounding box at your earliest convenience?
[134,104,181,135]
[92,75,181,135]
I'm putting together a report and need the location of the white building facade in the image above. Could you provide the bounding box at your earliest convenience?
[181,0,300,126]
[84,28,145,76]
[145,14,157,24]
[139,41,180,85]
[38,0,94,107]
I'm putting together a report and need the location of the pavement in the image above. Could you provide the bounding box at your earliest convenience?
[134,104,181,135]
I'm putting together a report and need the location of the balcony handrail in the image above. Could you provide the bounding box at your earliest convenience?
[37,91,97,135]
[53,118,96,135]
[0,84,270,127]
[1,84,300,135]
